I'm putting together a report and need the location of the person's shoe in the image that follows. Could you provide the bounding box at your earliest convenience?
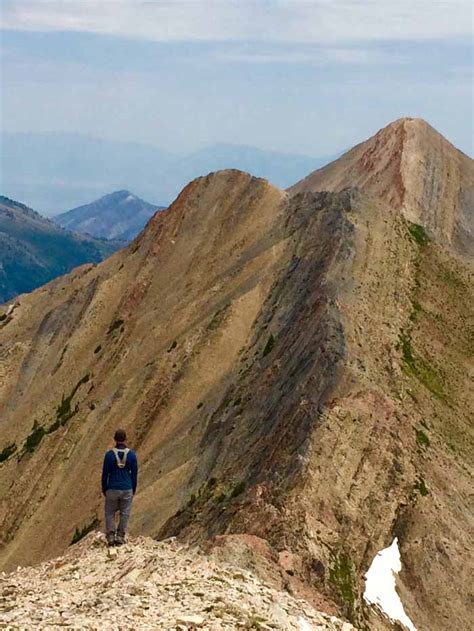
[115,534,125,546]
[106,533,116,547]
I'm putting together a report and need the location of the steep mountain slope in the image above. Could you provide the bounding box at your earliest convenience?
[0,122,472,630]
[54,190,163,241]
[289,118,474,255]
[0,196,123,303]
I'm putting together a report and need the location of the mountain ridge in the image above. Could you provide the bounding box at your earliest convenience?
[0,120,472,631]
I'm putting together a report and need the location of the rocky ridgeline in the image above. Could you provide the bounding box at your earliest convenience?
[0,533,354,630]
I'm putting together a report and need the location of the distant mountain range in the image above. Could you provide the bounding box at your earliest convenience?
[0,132,336,215]
[54,190,162,241]
[158,143,333,202]
[0,196,123,303]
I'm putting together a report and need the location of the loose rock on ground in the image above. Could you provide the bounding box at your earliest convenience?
[0,533,355,630]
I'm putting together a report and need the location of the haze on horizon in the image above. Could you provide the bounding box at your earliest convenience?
[0,0,472,212]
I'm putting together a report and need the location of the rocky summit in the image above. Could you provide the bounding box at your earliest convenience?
[289,118,474,255]
[0,119,472,631]
[0,533,354,630]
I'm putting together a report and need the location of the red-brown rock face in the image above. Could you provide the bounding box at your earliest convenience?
[289,118,474,255]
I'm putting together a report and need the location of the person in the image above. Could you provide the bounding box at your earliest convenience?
[101,429,138,546]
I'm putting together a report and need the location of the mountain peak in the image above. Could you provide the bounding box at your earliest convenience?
[54,190,162,241]
[370,117,462,153]
[289,117,473,254]
[107,189,134,199]
[386,116,427,127]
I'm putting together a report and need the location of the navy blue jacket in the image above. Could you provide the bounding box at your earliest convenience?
[101,443,138,495]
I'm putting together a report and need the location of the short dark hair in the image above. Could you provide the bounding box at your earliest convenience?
[114,429,127,443]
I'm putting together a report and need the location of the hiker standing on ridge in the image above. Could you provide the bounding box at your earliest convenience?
[101,429,138,546]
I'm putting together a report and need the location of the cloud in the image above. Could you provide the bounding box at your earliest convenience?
[216,46,405,66]
[1,0,472,44]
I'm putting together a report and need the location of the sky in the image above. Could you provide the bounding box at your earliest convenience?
[0,0,473,157]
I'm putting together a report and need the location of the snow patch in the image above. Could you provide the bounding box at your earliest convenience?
[364,538,417,631]
[125,195,136,202]
[298,617,313,631]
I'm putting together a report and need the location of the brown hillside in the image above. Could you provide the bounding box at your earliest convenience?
[0,123,473,631]
[289,118,474,255]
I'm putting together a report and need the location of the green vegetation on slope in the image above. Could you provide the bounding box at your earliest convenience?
[24,422,46,454]
[70,517,99,544]
[398,220,447,401]
[329,553,356,616]
[398,331,446,400]
[20,375,91,456]
[0,443,17,463]
[262,334,275,357]
[0,196,122,303]
[48,374,91,433]
[414,477,429,496]
[407,222,429,247]
[416,428,430,448]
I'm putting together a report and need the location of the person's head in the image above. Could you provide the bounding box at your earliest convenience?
[114,428,127,444]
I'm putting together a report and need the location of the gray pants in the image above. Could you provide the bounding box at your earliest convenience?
[104,489,133,537]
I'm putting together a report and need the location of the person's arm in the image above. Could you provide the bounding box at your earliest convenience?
[101,452,110,495]
[130,452,138,495]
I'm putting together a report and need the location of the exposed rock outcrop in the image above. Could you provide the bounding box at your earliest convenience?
[0,533,355,630]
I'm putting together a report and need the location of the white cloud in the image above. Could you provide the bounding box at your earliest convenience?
[216,46,404,66]
[1,0,472,43]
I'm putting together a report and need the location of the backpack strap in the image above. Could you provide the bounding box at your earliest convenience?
[112,447,130,468]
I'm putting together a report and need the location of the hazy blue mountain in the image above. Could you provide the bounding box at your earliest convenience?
[0,196,123,303]
[0,132,173,215]
[0,132,336,215]
[54,190,162,241]
[158,143,333,200]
